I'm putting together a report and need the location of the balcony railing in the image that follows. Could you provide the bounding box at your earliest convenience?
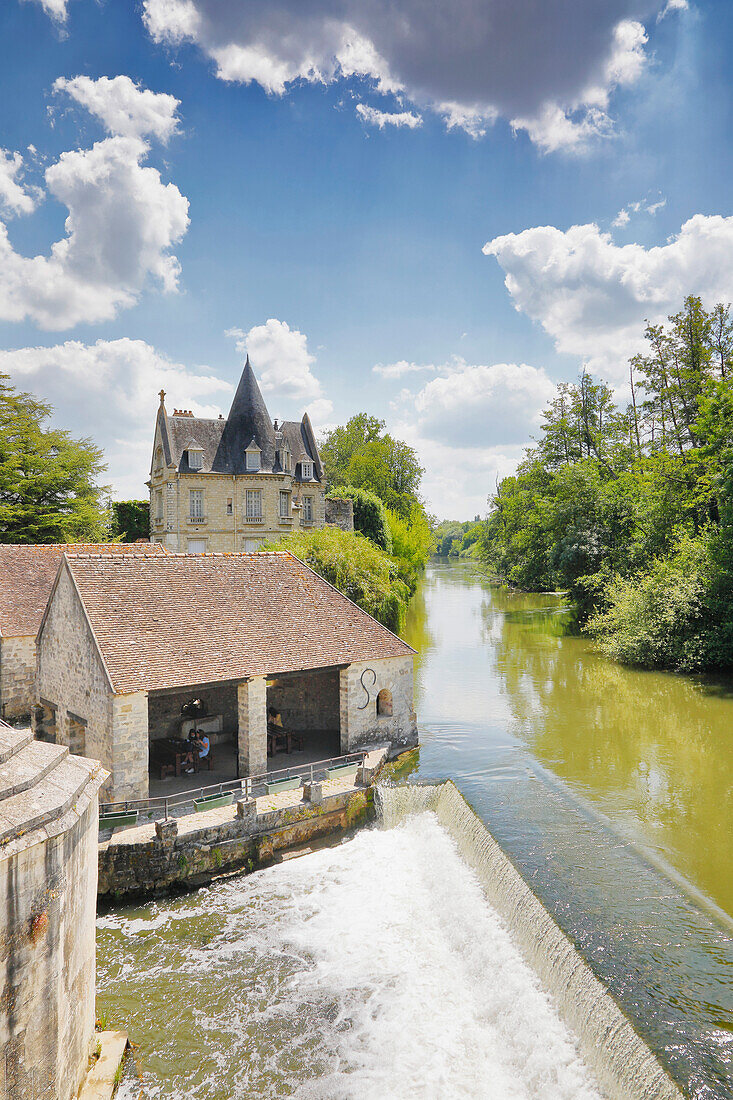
[244,515,264,523]
[188,515,206,524]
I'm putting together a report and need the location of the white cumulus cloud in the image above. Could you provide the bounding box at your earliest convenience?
[0,338,232,497]
[0,77,189,330]
[53,75,182,142]
[23,0,69,23]
[0,148,40,216]
[484,214,733,379]
[226,318,333,423]
[373,360,438,379]
[389,357,556,518]
[140,1,680,151]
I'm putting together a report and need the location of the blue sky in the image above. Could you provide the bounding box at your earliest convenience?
[0,0,732,517]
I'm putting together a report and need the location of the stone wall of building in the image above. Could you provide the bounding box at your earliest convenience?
[266,668,340,732]
[148,683,239,742]
[0,727,105,1100]
[111,692,149,802]
[36,566,113,789]
[339,655,418,753]
[324,497,354,532]
[237,677,267,776]
[0,636,36,722]
[150,472,327,552]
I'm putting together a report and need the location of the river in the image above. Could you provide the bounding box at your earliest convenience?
[97,558,732,1098]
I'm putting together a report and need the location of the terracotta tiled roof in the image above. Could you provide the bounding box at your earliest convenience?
[0,543,168,638]
[60,552,414,694]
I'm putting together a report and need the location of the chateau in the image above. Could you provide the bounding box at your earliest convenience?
[149,357,327,552]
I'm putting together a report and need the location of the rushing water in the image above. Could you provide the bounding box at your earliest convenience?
[96,559,732,1097]
[98,815,608,1099]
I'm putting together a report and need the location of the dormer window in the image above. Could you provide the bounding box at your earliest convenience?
[245,445,261,471]
[187,448,203,470]
[301,460,313,479]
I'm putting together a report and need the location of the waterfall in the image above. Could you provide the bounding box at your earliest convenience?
[375,780,684,1100]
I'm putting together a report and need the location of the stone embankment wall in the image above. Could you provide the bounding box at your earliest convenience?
[0,724,106,1100]
[0,636,36,722]
[98,784,373,900]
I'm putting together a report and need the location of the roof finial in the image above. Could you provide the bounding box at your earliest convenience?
[159,389,166,406]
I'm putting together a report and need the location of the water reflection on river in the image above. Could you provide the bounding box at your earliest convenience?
[403,559,733,920]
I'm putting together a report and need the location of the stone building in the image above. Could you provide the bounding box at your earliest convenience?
[0,542,168,724]
[0,720,106,1100]
[149,357,332,552]
[36,551,417,802]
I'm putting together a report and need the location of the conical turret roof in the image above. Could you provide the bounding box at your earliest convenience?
[221,356,276,472]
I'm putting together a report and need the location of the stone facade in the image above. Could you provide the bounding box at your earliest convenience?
[339,655,418,753]
[0,636,36,723]
[0,724,106,1100]
[35,567,113,791]
[150,471,327,552]
[237,677,267,777]
[148,358,328,552]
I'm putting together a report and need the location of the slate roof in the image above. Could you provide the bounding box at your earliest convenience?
[58,552,414,694]
[156,357,322,478]
[0,543,168,638]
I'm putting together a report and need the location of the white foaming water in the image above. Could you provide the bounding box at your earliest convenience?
[101,814,604,1100]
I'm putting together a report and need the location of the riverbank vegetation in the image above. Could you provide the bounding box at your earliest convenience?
[481,297,733,672]
[434,519,484,559]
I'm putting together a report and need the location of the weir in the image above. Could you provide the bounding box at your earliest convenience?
[375,780,684,1100]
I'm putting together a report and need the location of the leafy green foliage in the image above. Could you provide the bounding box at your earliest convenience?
[481,297,733,669]
[329,485,392,552]
[0,373,108,543]
[276,525,409,632]
[109,500,150,542]
[434,519,483,558]
[320,413,424,518]
[386,506,433,592]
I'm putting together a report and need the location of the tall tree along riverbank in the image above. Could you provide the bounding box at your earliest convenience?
[481,297,733,672]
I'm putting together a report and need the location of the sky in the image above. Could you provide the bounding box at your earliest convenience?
[0,0,732,519]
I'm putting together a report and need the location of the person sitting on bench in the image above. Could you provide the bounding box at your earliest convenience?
[188,729,210,769]
[267,707,288,753]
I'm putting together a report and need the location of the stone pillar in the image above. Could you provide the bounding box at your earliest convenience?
[111,691,149,801]
[237,677,267,776]
[339,665,351,753]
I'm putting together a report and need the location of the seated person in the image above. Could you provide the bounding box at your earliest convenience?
[188,729,210,769]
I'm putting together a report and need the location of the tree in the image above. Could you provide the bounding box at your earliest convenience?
[109,500,150,542]
[320,414,425,518]
[0,374,108,543]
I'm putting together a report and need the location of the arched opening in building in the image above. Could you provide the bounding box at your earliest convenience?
[377,688,393,716]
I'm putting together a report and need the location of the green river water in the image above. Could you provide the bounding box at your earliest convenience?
[402,559,733,921]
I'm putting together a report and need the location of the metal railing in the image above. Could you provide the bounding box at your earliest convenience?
[99,749,368,832]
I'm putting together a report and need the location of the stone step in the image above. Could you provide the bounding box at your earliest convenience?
[0,739,69,800]
[0,725,33,765]
[0,752,99,846]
